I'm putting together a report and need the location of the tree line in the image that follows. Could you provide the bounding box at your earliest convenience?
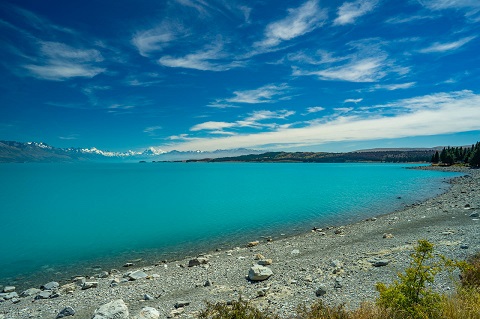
[431,141,480,167]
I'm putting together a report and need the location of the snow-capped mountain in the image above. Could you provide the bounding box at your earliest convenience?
[0,140,262,162]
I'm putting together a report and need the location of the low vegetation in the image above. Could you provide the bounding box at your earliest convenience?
[199,240,480,319]
[431,142,480,167]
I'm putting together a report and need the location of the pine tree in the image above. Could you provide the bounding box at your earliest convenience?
[470,143,480,168]
[431,151,439,163]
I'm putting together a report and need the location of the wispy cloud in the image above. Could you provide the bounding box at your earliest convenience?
[158,42,244,71]
[420,0,480,11]
[221,83,291,104]
[59,134,79,140]
[190,109,295,133]
[369,82,416,91]
[333,0,379,26]
[162,90,480,151]
[24,41,102,81]
[191,121,236,131]
[143,126,163,136]
[255,0,327,49]
[385,14,437,24]
[132,22,185,57]
[419,36,476,53]
[344,98,363,103]
[305,106,325,114]
[294,57,387,82]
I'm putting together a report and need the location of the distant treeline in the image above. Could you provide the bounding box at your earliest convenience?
[188,149,437,163]
[431,142,480,167]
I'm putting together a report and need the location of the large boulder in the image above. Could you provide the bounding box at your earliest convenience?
[41,281,59,290]
[56,306,75,318]
[248,265,273,281]
[92,299,129,319]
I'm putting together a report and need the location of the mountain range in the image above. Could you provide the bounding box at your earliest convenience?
[0,141,263,163]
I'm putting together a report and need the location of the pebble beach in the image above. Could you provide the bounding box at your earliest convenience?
[1,165,479,319]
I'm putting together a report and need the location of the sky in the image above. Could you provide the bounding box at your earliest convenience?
[0,0,480,153]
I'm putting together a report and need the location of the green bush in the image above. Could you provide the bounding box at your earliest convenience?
[375,240,446,318]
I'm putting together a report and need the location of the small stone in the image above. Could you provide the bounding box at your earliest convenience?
[126,270,148,281]
[334,229,343,234]
[460,244,469,249]
[96,271,109,278]
[123,262,134,267]
[257,259,273,266]
[469,212,479,218]
[334,277,343,289]
[204,280,213,287]
[11,298,20,304]
[110,278,121,287]
[168,307,184,318]
[35,291,52,300]
[41,281,59,290]
[3,286,15,293]
[247,241,260,247]
[133,307,160,319]
[254,254,265,260]
[82,282,98,290]
[57,306,76,318]
[370,217,377,221]
[175,301,190,308]
[188,257,209,267]
[257,287,270,297]
[144,294,155,301]
[372,259,390,267]
[20,288,41,297]
[73,276,86,286]
[465,204,471,208]
[315,285,327,297]
[92,299,129,319]
[60,283,76,294]
[291,249,300,255]
[383,233,394,239]
[0,292,18,300]
[248,265,273,281]
[331,260,343,268]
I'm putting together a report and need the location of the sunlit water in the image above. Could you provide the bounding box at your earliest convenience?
[0,162,460,286]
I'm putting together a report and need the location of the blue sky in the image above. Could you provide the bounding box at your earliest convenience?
[1,0,479,152]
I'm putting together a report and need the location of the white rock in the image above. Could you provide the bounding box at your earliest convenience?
[133,307,160,319]
[126,270,148,281]
[93,299,129,319]
[248,265,273,281]
[3,286,15,293]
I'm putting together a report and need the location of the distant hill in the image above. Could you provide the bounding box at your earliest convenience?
[187,149,437,163]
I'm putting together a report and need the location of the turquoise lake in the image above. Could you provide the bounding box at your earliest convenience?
[0,163,460,285]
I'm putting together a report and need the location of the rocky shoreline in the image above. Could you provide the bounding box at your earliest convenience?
[1,166,479,319]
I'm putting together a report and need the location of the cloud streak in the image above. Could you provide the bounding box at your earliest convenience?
[220,83,291,104]
[419,36,476,53]
[255,0,326,49]
[161,90,480,151]
[333,0,378,26]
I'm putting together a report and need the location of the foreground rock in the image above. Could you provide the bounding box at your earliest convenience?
[56,306,75,318]
[92,299,129,319]
[133,307,159,319]
[248,265,273,281]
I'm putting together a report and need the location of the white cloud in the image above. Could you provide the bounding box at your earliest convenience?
[243,110,295,122]
[370,82,416,91]
[420,0,480,11]
[23,41,105,81]
[158,43,244,71]
[295,57,387,82]
[161,90,480,151]
[143,126,163,136]
[385,14,437,24]
[191,121,236,131]
[305,106,325,113]
[419,36,476,53]
[255,0,327,48]
[223,84,290,104]
[344,98,363,103]
[333,0,379,26]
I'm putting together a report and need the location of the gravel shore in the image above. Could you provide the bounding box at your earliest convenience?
[1,166,479,319]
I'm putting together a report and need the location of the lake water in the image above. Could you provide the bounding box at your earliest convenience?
[0,162,460,286]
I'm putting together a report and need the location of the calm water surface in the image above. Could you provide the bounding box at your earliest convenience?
[0,162,460,285]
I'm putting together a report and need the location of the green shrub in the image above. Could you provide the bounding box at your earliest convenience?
[375,240,446,318]
[198,298,278,319]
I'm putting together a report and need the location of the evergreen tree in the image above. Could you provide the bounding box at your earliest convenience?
[431,151,440,163]
[470,143,480,168]
[440,148,447,163]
